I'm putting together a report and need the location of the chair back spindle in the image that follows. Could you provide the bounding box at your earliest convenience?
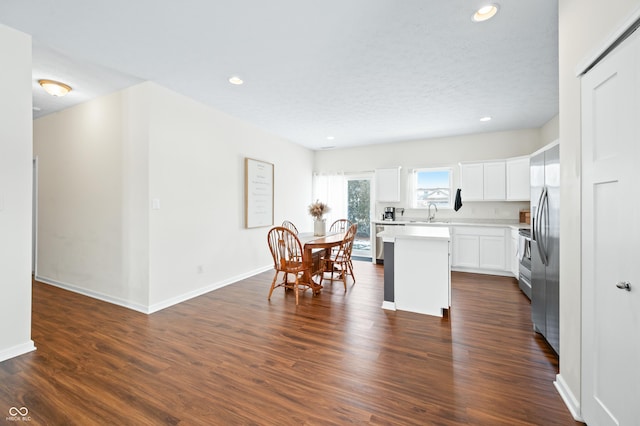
[281,220,299,234]
[329,219,352,233]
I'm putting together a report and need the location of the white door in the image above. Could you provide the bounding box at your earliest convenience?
[581,28,640,425]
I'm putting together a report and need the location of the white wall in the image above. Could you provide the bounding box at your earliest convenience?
[314,127,551,221]
[558,0,640,417]
[0,25,36,361]
[34,81,314,313]
[121,83,152,308]
[34,91,142,306]
[540,114,559,146]
[144,83,313,309]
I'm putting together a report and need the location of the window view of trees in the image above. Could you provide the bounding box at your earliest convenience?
[347,179,370,239]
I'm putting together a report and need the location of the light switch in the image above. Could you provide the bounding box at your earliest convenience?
[152,198,161,210]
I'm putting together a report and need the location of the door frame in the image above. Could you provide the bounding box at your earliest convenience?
[32,157,38,276]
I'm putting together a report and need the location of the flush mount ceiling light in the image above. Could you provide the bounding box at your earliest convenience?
[480,116,492,122]
[472,4,499,22]
[228,76,244,85]
[38,79,72,97]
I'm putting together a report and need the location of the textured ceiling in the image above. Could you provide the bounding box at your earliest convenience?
[0,0,558,150]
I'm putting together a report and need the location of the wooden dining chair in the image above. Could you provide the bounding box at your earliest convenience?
[281,220,303,267]
[320,223,357,290]
[329,219,352,233]
[267,226,311,305]
[281,220,299,234]
[328,219,353,257]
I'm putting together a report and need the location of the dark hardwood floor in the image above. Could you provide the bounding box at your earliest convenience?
[0,262,581,425]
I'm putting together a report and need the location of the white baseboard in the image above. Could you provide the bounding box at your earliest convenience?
[147,265,272,313]
[450,266,514,278]
[35,275,150,314]
[554,373,583,422]
[0,341,36,363]
[381,301,396,311]
[36,264,274,315]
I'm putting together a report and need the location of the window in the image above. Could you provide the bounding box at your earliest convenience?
[410,167,452,209]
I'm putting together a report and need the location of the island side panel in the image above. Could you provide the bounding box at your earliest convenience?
[394,237,450,317]
[383,241,394,304]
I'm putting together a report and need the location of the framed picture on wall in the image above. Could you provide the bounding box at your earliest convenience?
[245,158,274,228]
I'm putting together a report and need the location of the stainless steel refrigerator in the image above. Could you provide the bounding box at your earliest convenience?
[530,143,560,355]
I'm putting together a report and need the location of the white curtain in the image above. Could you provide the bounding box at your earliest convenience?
[312,172,347,226]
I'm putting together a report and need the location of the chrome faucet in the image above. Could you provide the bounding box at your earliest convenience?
[428,203,438,222]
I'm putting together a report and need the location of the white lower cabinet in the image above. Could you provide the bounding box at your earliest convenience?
[452,235,479,268]
[510,228,520,277]
[479,235,505,270]
[452,226,510,276]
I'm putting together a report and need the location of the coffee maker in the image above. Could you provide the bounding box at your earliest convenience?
[383,207,396,221]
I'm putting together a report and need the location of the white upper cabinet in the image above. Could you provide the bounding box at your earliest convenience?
[483,161,506,200]
[461,156,529,202]
[460,161,505,201]
[506,156,530,201]
[459,163,484,201]
[375,167,401,202]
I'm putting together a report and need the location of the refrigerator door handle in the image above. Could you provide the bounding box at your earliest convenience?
[537,188,548,266]
[533,188,545,242]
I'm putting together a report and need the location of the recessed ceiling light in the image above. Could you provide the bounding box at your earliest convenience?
[38,79,72,97]
[480,116,492,122]
[326,136,335,140]
[472,4,499,22]
[228,76,243,85]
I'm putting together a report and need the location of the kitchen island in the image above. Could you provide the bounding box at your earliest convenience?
[378,226,451,317]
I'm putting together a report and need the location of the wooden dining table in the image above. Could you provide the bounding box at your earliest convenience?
[297,231,346,293]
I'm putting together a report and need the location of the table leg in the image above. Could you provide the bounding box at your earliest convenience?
[303,247,323,294]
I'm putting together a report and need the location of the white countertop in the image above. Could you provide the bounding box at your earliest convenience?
[377,225,450,243]
[373,219,530,230]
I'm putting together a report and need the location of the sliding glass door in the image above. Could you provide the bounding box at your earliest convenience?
[313,172,372,259]
[346,175,372,259]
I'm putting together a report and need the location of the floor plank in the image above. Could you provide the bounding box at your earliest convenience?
[0,263,582,425]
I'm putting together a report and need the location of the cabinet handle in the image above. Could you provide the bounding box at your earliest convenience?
[616,281,632,292]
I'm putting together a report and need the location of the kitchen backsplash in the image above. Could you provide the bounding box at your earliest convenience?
[381,201,529,223]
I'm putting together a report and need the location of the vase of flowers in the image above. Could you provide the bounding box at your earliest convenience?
[308,200,330,236]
